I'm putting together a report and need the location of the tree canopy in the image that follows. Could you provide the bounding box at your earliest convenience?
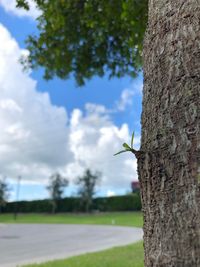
[16,0,148,85]
[0,178,10,212]
[76,169,101,212]
[47,173,68,213]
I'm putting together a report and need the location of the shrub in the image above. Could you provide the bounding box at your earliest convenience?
[3,194,141,213]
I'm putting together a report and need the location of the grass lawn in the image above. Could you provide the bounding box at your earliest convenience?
[23,241,144,267]
[1,212,144,267]
[0,212,143,228]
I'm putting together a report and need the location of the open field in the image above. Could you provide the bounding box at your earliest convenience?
[0,212,143,227]
[23,242,144,267]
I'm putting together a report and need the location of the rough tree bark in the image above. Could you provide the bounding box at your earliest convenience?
[138,1,200,266]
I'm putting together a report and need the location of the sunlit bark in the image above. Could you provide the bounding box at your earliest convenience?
[139,1,200,266]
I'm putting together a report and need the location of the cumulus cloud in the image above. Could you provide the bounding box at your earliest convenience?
[0,0,40,19]
[0,23,139,198]
[0,23,70,183]
[65,105,139,190]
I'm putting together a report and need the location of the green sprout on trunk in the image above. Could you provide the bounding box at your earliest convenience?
[114,132,136,156]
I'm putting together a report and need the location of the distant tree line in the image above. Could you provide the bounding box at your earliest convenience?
[2,193,141,213]
[0,169,141,213]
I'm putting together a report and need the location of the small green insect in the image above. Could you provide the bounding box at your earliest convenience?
[114,131,136,156]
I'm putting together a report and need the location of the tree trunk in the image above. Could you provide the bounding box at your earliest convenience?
[139,1,200,266]
[51,201,57,214]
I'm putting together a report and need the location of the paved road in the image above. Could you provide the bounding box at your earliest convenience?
[0,223,143,267]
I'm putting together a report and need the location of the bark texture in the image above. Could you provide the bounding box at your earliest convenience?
[139,1,200,266]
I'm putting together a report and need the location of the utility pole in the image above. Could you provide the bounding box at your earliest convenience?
[14,176,21,221]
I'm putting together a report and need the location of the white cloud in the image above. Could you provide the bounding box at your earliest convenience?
[66,106,139,190]
[106,190,116,197]
[0,0,40,19]
[116,89,135,111]
[115,80,143,111]
[0,23,70,183]
[0,99,22,112]
[0,23,140,198]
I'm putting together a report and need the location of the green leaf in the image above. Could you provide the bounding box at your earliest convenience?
[16,0,30,10]
[123,143,131,150]
[131,131,134,149]
[16,0,148,86]
[113,150,128,156]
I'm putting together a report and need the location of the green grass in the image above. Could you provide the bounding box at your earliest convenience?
[1,213,144,266]
[0,212,143,227]
[23,241,144,267]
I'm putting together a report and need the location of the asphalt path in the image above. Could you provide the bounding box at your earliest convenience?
[0,223,143,267]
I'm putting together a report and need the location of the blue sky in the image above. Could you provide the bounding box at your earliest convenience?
[0,1,143,201]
